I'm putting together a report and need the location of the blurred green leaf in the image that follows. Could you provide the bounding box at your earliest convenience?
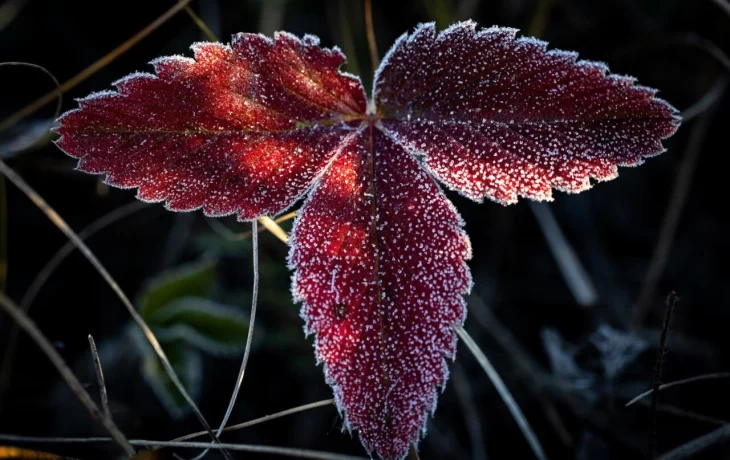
[139,338,202,418]
[149,297,249,356]
[138,258,217,320]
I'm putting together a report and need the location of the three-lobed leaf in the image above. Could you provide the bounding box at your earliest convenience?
[56,21,679,460]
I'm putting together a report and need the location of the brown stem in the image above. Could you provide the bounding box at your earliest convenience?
[364,0,379,73]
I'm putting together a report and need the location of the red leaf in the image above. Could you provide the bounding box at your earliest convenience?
[289,128,470,458]
[56,34,366,219]
[375,22,679,204]
[56,22,680,460]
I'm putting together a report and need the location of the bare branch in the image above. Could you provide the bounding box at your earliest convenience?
[184,4,218,42]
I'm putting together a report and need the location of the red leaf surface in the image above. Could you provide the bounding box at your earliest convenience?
[55,22,679,460]
[56,33,366,219]
[375,22,679,204]
[289,128,470,458]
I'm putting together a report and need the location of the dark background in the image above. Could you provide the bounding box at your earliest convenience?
[1,0,729,459]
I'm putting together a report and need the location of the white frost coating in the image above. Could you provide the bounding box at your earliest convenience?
[150,54,196,69]
[373,21,680,210]
[288,128,472,459]
[75,90,119,103]
[379,123,520,206]
[372,28,415,103]
[112,71,158,88]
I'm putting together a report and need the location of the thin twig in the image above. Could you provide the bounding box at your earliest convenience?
[631,79,725,329]
[529,202,598,307]
[657,424,730,460]
[184,4,218,42]
[88,335,111,421]
[364,0,379,72]
[163,399,335,445]
[0,293,135,457]
[0,201,148,410]
[259,216,289,243]
[0,435,366,460]
[0,0,193,134]
[453,324,548,460]
[0,159,227,456]
[206,211,296,241]
[648,291,678,459]
[190,220,260,460]
[626,372,730,407]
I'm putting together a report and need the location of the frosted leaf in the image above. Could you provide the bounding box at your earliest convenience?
[375,22,680,205]
[289,129,471,459]
[55,35,366,220]
[56,21,682,460]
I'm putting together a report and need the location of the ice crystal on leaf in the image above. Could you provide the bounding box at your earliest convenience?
[55,21,679,460]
